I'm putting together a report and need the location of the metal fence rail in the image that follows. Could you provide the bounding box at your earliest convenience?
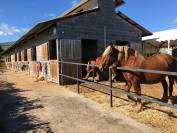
[61,61,177,110]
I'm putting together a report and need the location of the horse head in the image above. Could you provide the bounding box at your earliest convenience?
[86,60,91,72]
[99,44,118,71]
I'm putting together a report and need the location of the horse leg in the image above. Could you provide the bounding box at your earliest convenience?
[133,82,142,113]
[168,76,174,104]
[126,81,137,105]
[84,72,90,80]
[111,67,117,82]
[161,79,168,101]
[92,69,96,82]
[95,70,99,81]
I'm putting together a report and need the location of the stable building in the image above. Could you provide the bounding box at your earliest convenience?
[2,0,151,84]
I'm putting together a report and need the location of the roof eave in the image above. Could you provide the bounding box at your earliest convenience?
[115,0,125,7]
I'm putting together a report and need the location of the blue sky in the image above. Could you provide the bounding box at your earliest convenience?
[0,0,177,43]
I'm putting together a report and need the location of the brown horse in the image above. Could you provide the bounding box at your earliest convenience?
[99,44,177,112]
[84,56,117,81]
[84,57,102,81]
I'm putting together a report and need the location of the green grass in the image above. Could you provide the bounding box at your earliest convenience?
[1,45,10,51]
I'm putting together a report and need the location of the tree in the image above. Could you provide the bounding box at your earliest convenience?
[0,45,3,53]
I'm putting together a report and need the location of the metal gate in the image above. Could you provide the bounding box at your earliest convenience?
[59,39,82,85]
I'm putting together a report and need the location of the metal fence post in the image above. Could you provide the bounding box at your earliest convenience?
[109,67,113,107]
[60,61,63,85]
[77,64,80,94]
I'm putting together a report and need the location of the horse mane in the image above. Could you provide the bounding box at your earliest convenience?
[114,45,143,60]
[102,45,144,61]
[102,45,112,56]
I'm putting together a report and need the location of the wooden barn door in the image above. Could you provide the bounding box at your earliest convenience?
[59,39,82,85]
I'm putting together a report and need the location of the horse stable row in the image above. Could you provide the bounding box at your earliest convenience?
[2,0,152,85]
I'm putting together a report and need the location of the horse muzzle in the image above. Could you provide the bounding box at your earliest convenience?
[99,66,104,72]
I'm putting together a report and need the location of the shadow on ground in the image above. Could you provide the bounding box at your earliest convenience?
[0,80,53,133]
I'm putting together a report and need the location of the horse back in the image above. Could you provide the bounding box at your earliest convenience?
[144,54,176,71]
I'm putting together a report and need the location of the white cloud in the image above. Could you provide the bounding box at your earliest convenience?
[72,0,78,6]
[0,23,28,36]
[48,13,56,18]
[44,13,56,18]
[173,18,177,23]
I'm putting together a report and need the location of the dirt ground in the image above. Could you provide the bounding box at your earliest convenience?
[65,79,177,133]
[0,64,157,133]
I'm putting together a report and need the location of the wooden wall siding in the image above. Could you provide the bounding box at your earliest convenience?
[27,48,32,61]
[21,51,24,61]
[42,43,48,61]
[60,39,81,59]
[59,39,82,85]
[49,61,58,82]
[37,45,42,61]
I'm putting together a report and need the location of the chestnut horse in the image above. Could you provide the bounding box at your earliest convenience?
[84,56,117,81]
[99,44,177,112]
[84,57,102,81]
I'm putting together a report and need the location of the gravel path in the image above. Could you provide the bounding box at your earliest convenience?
[0,68,157,133]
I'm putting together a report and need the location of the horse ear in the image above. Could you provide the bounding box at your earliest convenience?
[110,43,114,49]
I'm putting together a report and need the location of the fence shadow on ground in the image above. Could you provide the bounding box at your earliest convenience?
[79,82,177,119]
[0,80,53,133]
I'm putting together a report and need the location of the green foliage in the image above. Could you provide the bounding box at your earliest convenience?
[143,39,177,48]
[0,45,3,53]
[170,39,177,46]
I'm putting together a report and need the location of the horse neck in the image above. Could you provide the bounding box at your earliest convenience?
[118,54,126,66]
[118,52,144,67]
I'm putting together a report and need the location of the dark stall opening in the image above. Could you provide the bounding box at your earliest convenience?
[81,39,98,77]
[32,46,37,61]
[15,52,17,62]
[24,49,27,61]
[18,51,21,61]
[116,41,130,46]
[49,39,57,60]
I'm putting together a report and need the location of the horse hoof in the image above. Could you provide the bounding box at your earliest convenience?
[161,97,168,102]
[168,99,174,105]
[112,79,116,82]
[134,104,142,113]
